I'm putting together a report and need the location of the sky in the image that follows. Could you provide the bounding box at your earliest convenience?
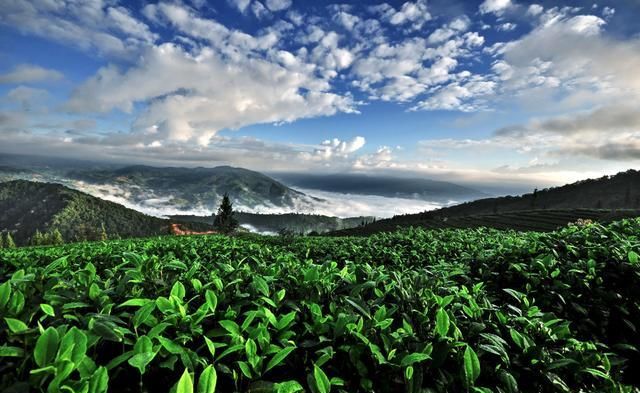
[1,0,639,189]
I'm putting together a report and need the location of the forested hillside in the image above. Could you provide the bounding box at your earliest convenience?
[0,180,170,245]
[334,170,640,235]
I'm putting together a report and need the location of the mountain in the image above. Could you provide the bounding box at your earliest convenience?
[333,169,640,235]
[271,173,487,202]
[172,212,376,235]
[0,153,321,214]
[0,180,209,246]
[67,165,314,211]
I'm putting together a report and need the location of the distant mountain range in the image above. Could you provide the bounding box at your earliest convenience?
[0,180,371,245]
[333,169,640,235]
[271,173,487,203]
[67,165,317,212]
[0,153,486,216]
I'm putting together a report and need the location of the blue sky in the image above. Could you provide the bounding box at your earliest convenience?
[0,0,639,188]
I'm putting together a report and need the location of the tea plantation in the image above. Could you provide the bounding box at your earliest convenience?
[1,219,640,392]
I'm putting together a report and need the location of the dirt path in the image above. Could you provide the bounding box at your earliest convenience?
[170,223,218,236]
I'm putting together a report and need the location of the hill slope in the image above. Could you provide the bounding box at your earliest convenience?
[0,180,173,245]
[334,169,640,235]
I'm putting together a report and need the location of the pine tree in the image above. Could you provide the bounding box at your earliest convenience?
[50,229,64,245]
[213,193,238,234]
[32,230,44,246]
[0,233,4,249]
[100,223,108,241]
[5,233,16,249]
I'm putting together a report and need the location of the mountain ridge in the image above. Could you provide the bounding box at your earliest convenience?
[332,169,640,235]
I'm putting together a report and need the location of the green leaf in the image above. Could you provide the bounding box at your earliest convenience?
[313,364,331,393]
[274,381,304,393]
[629,251,639,265]
[0,281,10,310]
[0,345,24,357]
[435,308,450,337]
[404,366,414,381]
[158,336,183,355]
[57,327,87,367]
[197,365,217,393]
[245,338,258,360]
[463,345,481,387]
[88,366,109,393]
[40,303,55,317]
[583,368,612,380]
[119,298,152,307]
[4,318,28,333]
[128,352,156,375]
[219,320,240,336]
[171,282,186,300]
[205,290,218,313]
[92,320,123,342]
[203,336,216,358]
[177,368,194,393]
[509,328,527,350]
[253,276,270,297]
[34,327,59,367]
[265,346,295,373]
[238,361,252,378]
[400,352,431,367]
[276,311,296,331]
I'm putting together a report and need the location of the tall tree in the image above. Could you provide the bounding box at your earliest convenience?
[5,233,16,249]
[0,233,4,249]
[50,229,64,245]
[213,193,238,234]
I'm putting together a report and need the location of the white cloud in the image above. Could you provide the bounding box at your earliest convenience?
[1,0,155,58]
[251,1,270,19]
[378,0,431,30]
[265,0,291,12]
[602,7,615,19]
[228,0,252,13]
[0,64,63,84]
[497,22,517,31]
[527,4,544,17]
[479,0,512,15]
[304,136,366,160]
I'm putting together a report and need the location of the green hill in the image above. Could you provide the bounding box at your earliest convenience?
[333,169,640,235]
[0,180,176,245]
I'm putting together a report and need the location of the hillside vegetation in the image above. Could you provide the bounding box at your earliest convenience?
[335,170,640,235]
[172,212,375,234]
[1,219,640,392]
[0,180,171,245]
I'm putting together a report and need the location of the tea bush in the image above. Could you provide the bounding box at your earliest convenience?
[1,219,639,392]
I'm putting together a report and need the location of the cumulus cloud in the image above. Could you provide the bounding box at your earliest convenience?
[303,136,366,161]
[526,4,544,17]
[265,0,291,12]
[66,2,358,146]
[0,64,63,84]
[0,0,156,58]
[479,0,512,15]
